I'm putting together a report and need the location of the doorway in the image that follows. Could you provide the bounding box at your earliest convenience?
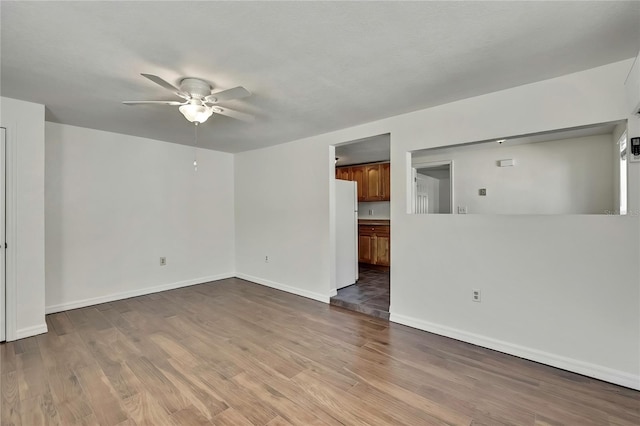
[330,134,391,320]
[412,161,453,214]
[0,128,5,341]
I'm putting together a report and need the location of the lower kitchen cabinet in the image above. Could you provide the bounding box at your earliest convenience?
[374,234,390,266]
[358,223,390,267]
[358,234,373,264]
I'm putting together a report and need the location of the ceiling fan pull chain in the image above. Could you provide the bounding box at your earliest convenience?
[193,122,198,172]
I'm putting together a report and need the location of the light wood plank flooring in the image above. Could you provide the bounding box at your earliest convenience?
[1,278,638,425]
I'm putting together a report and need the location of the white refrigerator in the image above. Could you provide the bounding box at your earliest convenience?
[335,180,358,289]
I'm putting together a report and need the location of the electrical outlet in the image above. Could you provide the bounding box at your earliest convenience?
[160,257,167,266]
[458,206,468,214]
[265,255,269,263]
[472,289,481,302]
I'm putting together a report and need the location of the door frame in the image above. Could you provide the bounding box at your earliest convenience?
[2,125,17,341]
[411,160,454,214]
[329,145,337,297]
[0,128,5,341]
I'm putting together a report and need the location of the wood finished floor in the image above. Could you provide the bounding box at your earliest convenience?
[1,278,638,425]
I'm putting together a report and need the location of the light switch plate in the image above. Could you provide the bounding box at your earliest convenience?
[630,137,640,163]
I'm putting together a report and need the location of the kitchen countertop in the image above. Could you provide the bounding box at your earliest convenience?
[359,219,390,226]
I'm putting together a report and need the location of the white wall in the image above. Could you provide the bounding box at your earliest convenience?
[358,201,390,219]
[438,177,451,213]
[626,55,639,115]
[234,59,640,389]
[389,60,638,389]
[414,135,615,215]
[0,97,47,340]
[235,140,332,302]
[45,123,235,313]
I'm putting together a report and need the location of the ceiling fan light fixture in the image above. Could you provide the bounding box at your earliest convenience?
[126,74,253,123]
[179,104,213,123]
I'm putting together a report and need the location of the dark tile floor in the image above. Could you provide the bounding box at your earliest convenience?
[330,266,390,320]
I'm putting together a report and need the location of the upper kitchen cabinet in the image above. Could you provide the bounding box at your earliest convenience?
[336,167,352,181]
[336,162,390,202]
[351,166,366,201]
[365,164,383,201]
[381,163,390,201]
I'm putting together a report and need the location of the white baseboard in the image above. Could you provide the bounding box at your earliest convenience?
[329,289,337,297]
[389,312,640,391]
[15,323,48,340]
[236,273,330,303]
[45,273,234,314]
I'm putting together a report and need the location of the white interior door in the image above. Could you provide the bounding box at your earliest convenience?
[415,172,441,214]
[415,173,430,214]
[0,128,5,342]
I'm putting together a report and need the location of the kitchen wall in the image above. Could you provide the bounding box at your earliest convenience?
[0,97,46,340]
[45,123,235,313]
[413,134,615,215]
[358,201,390,219]
[233,58,640,389]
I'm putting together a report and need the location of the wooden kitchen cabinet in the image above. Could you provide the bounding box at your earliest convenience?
[336,162,390,202]
[365,164,383,201]
[374,234,390,266]
[381,162,391,201]
[358,222,390,268]
[336,167,352,180]
[358,234,373,264]
[351,166,366,201]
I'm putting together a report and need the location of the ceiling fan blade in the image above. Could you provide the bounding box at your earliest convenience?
[140,73,189,99]
[122,100,184,106]
[211,106,255,122]
[141,73,180,91]
[205,86,251,103]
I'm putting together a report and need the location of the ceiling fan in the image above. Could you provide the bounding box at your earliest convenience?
[123,74,253,124]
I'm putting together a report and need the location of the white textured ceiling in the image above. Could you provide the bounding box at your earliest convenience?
[1,1,639,153]
[336,134,390,166]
